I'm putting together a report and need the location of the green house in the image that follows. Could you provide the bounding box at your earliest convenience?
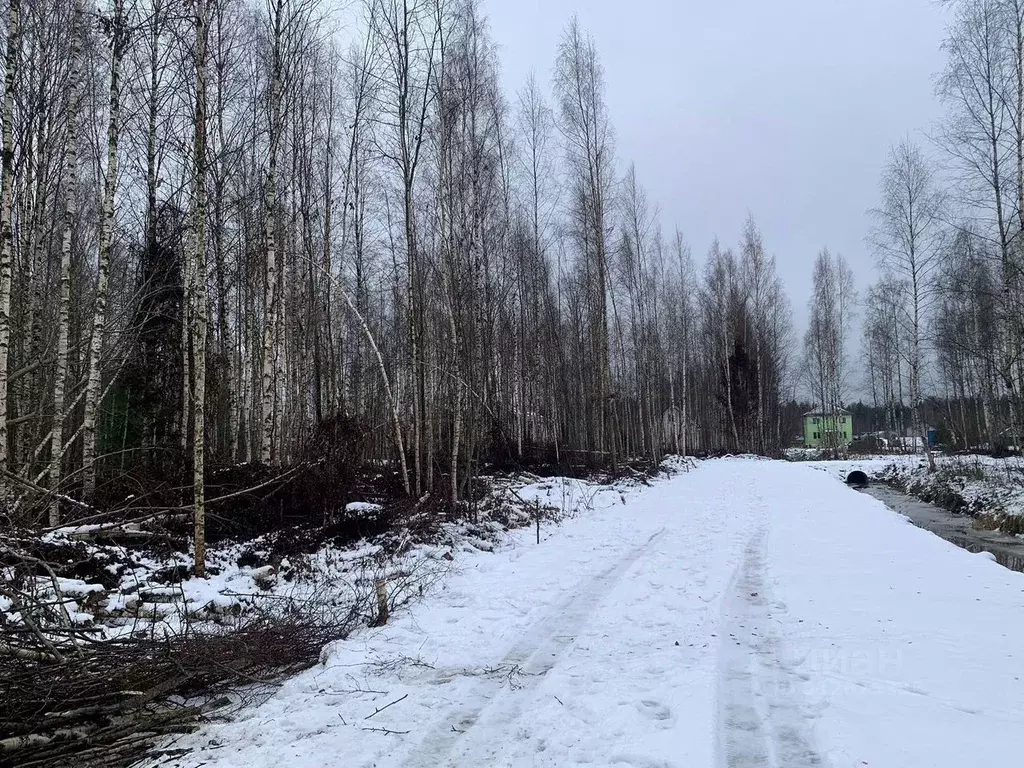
[803,409,853,449]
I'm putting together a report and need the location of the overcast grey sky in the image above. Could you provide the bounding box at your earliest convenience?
[485,0,950,330]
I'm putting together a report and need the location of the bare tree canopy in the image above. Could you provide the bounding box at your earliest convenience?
[0,0,904,570]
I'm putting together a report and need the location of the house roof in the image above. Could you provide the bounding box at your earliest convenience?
[803,408,851,417]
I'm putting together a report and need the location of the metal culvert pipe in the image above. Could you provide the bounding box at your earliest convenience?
[846,470,869,487]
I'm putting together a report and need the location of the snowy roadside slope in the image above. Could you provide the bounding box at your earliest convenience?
[152,460,1024,768]
[153,460,758,768]
[801,453,924,483]
[737,462,1024,768]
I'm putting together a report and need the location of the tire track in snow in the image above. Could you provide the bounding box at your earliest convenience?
[718,529,826,768]
[399,526,668,767]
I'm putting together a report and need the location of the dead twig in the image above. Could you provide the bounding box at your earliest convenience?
[364,693,408,720]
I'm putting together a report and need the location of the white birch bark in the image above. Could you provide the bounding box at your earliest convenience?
[82,0,125,499]
[48,0,81,526]
[260,0,284,465]
[0,0,20,497]
[191,0,210,576]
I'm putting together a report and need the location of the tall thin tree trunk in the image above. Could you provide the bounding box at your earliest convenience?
[82,0,125,499]
[146,0,161,260]
[48,1,80,526]
[0,0,19,497]
[321,91,336,416]
[191,0,209,577]
[260,0,284,465]
[911,267,936,472]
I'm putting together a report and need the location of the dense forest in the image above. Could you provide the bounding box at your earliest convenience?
[4,0,1024,548]
[0,0,801,541]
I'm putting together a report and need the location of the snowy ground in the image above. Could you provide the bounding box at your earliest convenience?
[802,453,1024,528]
[799,453,924,480]
[3,473,641,643]
[151,459,1024,768]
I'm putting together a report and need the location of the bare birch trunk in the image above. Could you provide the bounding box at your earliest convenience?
[82,0,125,499]
[0,0,19,497]
[912,279,936,472]
[48,1,80,526]
[191,0,209,577]
[321,125,336,417]
[260,0,284,465]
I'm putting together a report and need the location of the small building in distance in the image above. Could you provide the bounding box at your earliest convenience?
[803,409,853,449]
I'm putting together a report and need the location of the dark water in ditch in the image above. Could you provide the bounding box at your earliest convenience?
[861,485,1024,573]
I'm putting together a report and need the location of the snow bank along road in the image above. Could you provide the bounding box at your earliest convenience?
[162,459,1024,768]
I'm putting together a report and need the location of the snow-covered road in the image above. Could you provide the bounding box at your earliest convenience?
[160,459,1024,768]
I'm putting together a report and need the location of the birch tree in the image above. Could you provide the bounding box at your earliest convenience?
[47,0,82,525]
[0,0,20,495]
[191,0,210,575]
[260,0,286,465]
[553,16,614,463]
[81,0,127,499]
[869,140,943,470]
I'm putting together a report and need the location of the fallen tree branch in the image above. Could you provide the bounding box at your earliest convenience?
[1,469,96,513]
[0,586,66,664]
[0,602,365,768]
[0,642,61,663]
[364,693,408,720]
[0,726,95,753]
[39,463,307,533]
[360,726,410,735]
